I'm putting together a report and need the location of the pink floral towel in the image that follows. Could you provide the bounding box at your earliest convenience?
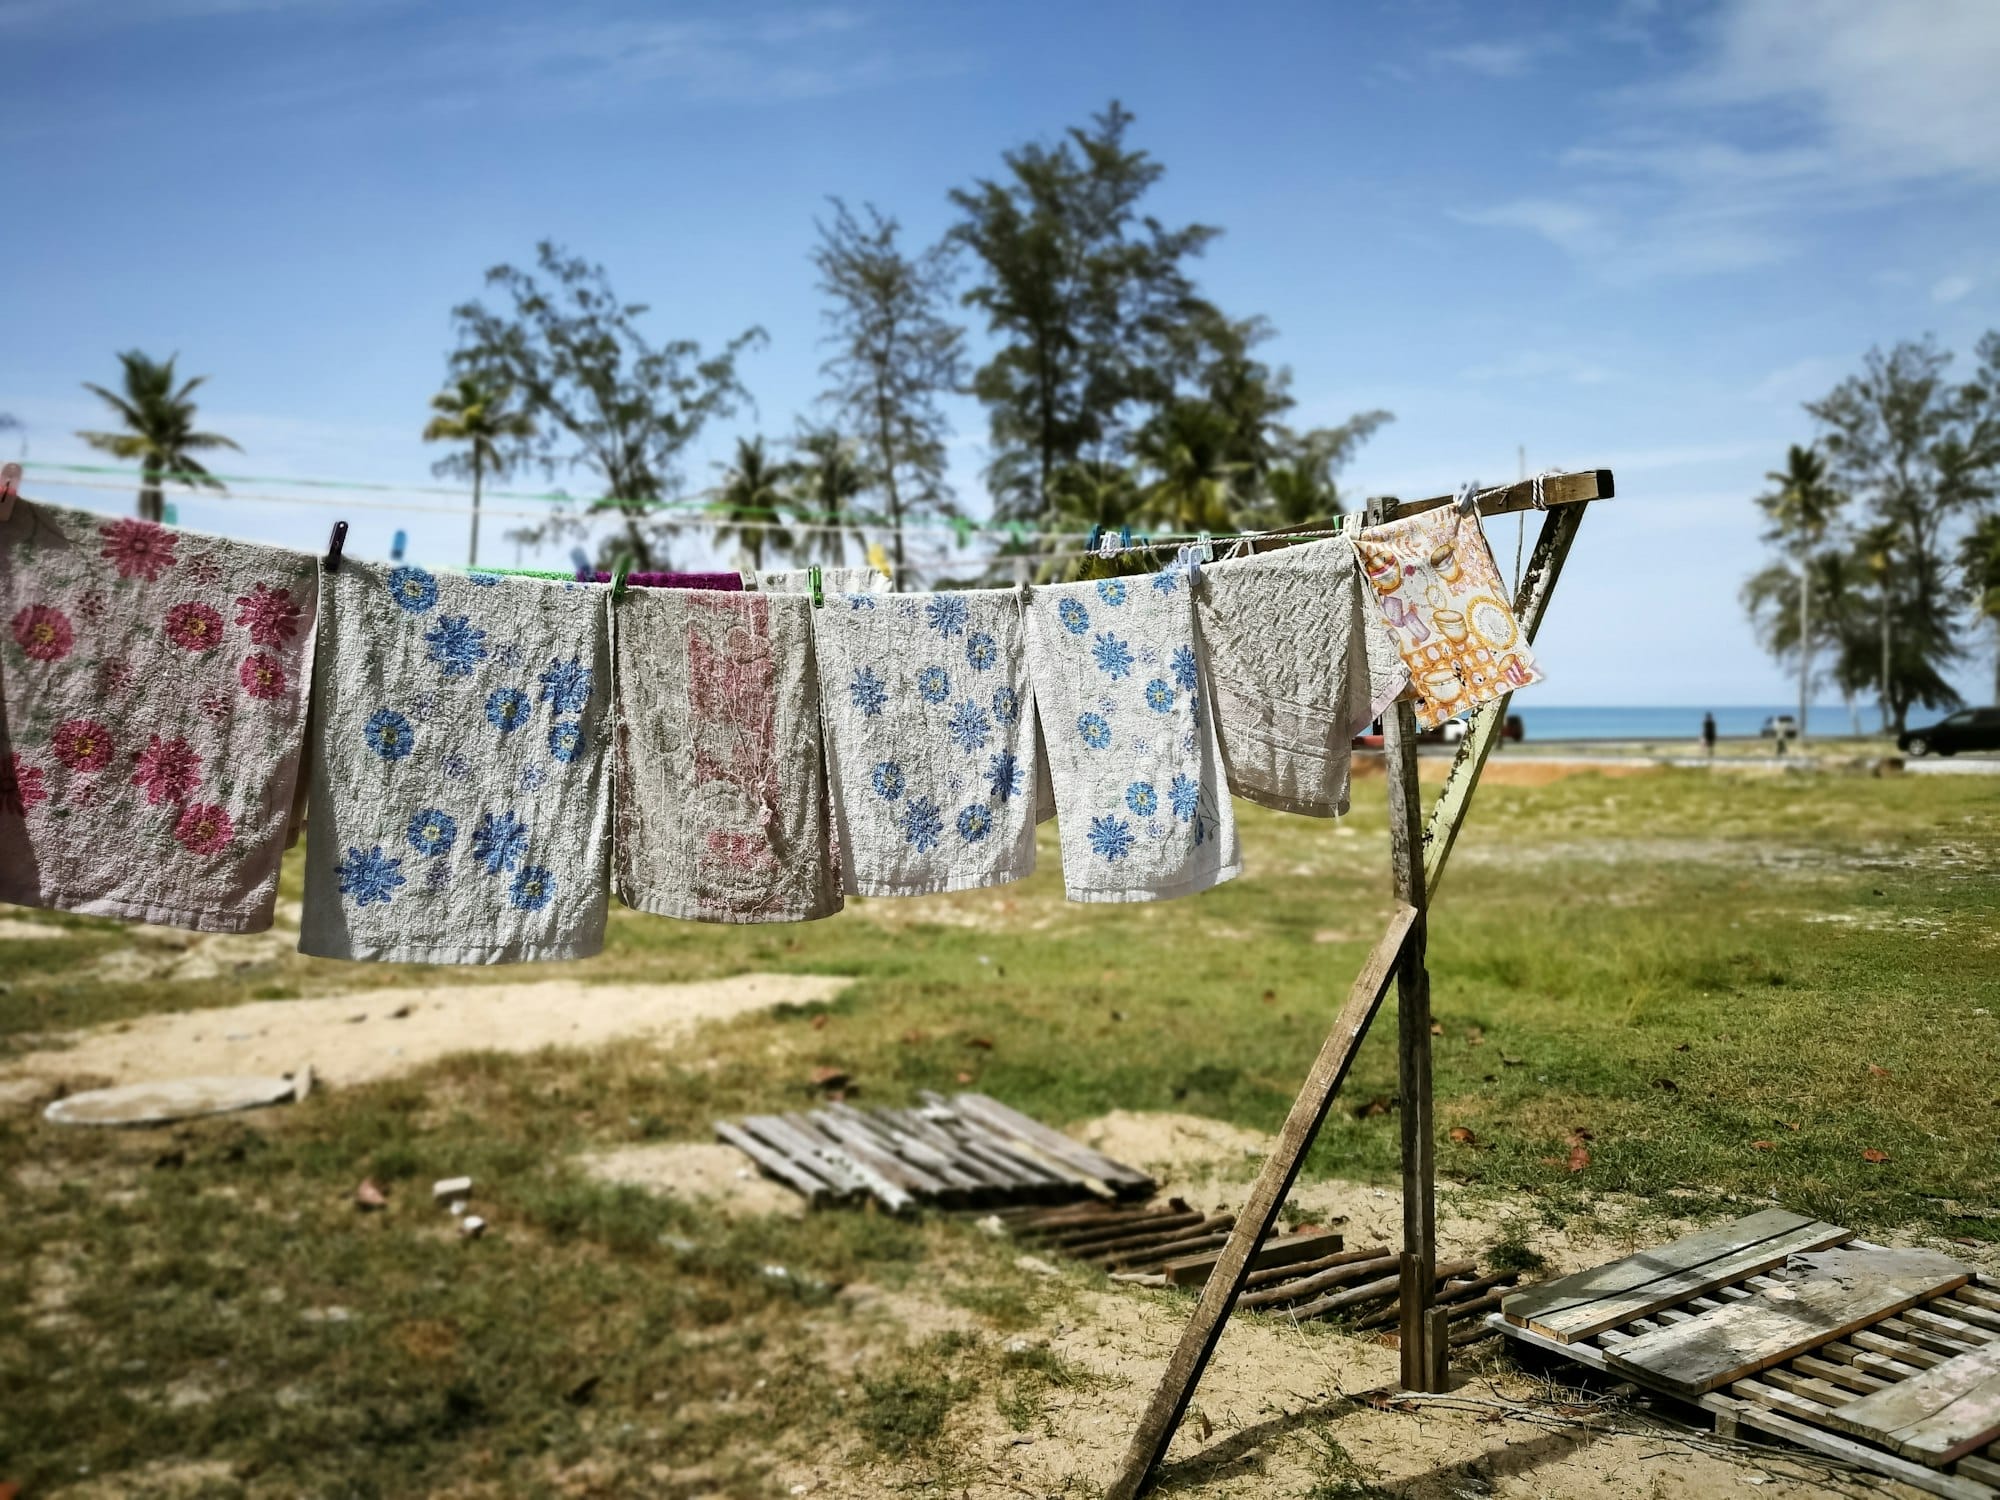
[0,502,318,932]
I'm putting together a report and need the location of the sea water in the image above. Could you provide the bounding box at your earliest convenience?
[1513,706,1868,742]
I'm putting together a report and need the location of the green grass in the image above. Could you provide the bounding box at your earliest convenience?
[2,765,1997,1493]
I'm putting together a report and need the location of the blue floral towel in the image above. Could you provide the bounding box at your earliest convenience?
[813,587,1039,896]
[1025,576,1239,903]
[300,564,612,963]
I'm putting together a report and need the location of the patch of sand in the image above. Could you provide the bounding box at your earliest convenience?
[1458,759,1663,788]
[578,1141,806,1219]
[0,915,68,940]
[1070,1109,1269,1178]
[0,972,852,1096]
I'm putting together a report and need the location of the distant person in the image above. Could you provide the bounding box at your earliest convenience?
[1702,712,1717,758]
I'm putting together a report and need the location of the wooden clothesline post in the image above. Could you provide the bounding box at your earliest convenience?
[1105,468,1613,1500]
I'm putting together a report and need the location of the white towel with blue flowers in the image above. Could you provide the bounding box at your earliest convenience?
[812,587,1038,896]
[300,563,612,963]
[1025,575,1240,903]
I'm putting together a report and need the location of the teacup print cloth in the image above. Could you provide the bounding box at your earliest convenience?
[813,587,1038,896]
[1025,575,1239,903]
[1353,508,1541,729]
[300,563,611,963]
[612,589,840,923]
[1196,536,1410,817]
[0,502,318,932]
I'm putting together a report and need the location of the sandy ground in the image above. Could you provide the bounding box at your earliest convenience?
[612,1107,1947,1498]
[0,972,853,1096]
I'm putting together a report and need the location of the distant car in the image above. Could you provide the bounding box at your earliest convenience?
[1899,707,2000,757]
[1760,714,1799,738]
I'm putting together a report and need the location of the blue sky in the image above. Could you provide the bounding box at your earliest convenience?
[4,0,1998,710]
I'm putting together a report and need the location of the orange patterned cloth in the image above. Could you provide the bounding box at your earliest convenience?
[1354,507,1542,729]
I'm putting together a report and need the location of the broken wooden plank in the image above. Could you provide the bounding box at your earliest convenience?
[1237,1253,1399,1311]
[1607,1249,1972,1396]
[1504,1208,1852,1343]
[1159,1230,1347,1288]
[1244,1244,1388,1291]
[944,1093,1155,1193]
[1828,1341,2000,1468]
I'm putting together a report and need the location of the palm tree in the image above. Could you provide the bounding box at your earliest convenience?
[791,427,871,566]
[708,436,799,573]
[1133,400,1243,535]
[76,352,240,522]
[422,375,535,567]
[1754,444,1845,737]
[1960,513,2000,702]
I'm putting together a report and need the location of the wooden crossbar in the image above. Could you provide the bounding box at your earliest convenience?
[1106,471,1609,1498]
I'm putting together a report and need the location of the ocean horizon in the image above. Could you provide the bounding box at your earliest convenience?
[1506,705,1880,742]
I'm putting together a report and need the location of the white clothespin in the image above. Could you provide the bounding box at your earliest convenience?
[1454,481,1480,516]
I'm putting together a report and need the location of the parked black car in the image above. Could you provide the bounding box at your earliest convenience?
[1898,707,2000,757]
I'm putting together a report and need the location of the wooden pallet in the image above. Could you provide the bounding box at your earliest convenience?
[1493,1224,2000,1500]
[715,1092,1156,1213]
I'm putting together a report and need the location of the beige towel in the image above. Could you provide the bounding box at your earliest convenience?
[1196,537,1409,816]
[300,564,611,963]
[612,588,840,922]
[0,502,317,932]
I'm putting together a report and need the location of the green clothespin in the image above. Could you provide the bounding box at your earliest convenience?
[809,563,824,608]
[611,551,634,600]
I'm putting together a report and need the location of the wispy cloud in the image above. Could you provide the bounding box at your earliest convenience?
[1460,349,1612,388]
[1932,274,1977,306]
[1433,39,1542,78]
[1458,0,2000,279]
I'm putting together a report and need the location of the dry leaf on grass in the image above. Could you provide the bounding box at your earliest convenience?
[1448,1126,1478,1147]
[1867,1064,1891,1078]
[355,1179,387,1211]
[1862,1148,1891,1164]
[1750,1140,1776,1151]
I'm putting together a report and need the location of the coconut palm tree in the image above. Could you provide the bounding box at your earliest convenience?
[708,436,799,573]
[791,427,871,566]
[422,375,536,567]
[1960,513,2000,702]
[1754,444,1845,737]
[1133,399,1243,535]
[76,352,240,522]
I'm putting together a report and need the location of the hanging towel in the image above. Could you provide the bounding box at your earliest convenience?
[1025,575,1239,903]
[813,588,1038,896]
[0,502,317,932]
[1196,537,1410,817]
[1354,508,1542,729]
[299,564,611,963]
[612,589,840,922]
[581,570,742,591]
[753,566,891,595]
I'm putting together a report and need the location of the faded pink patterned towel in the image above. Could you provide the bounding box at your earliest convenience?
[611,589,840,923]
[0,502,318,932]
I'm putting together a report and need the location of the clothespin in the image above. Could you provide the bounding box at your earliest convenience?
[1086,524,1103,555]
[1117,524,1132,553]
[865,540,893,579]
[808,563,824,608]
[324,520,348,573]
[391,529,408,562]
[569,547,593,581]
[1197,530,1214,563]
[610,551,634,600]
[0,462,20,525]
[1453,481,1480,516]
[950,515,974,548]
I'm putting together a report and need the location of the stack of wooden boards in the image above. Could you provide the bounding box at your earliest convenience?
[1494,1208,2000,1500]
[714,1091,1155,1213]
[1001,1200,1510,1342]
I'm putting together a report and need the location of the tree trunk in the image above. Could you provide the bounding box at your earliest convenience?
[1796,560,1810,739]
[1845,693,1859,736]
[1879,593,1892,733]
[468,450,483,569]
[139,468,163,524]
[622,508,654,572]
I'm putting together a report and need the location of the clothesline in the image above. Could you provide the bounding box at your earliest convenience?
[0,491,1549,957]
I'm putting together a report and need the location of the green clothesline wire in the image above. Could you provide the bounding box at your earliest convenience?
[24,459,1048,544]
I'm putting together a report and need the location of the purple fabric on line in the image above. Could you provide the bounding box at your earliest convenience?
[584,571,743,591]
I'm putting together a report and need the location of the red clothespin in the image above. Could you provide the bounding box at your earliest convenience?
[0,462,21,524]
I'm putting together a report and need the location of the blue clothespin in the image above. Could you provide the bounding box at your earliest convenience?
[1117,524,1132,552]
[569,547,593,581]
[1086,524,1103,555]
[808,563,824,608]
